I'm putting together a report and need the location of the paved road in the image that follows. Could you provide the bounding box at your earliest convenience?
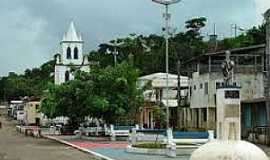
[0,116,96,160]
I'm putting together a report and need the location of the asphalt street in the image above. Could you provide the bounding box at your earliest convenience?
[0,115,96,160]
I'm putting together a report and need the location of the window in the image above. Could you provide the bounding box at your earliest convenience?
[74,47,78,59]
[216,82,221,89]
[65,71,70,82]
[204,82,208,95]
[214,94,217,105]
[194,85,196,90]
[203,108,207,122]
[200,83,203,89]
[35,104,39,110]
[67,47,71,59]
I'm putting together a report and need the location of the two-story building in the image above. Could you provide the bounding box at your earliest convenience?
[181,9,270,139]
[183,44,266,133]
[137,72,189,128]
[23,98,43,126]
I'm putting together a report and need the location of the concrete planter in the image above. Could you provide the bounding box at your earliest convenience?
[175,145,198,155]
[126,145,166,155]
[126,145,197,156]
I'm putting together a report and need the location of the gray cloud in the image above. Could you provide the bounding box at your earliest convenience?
[0,0,267,76]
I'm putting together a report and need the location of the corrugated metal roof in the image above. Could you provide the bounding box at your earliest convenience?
[138,72,189,88]
[139,72,188,81]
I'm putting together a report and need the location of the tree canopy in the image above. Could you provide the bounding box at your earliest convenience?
[218,23,266,50]
[89,17,209,76]
[41,62,144,126]
[0,60,55,102]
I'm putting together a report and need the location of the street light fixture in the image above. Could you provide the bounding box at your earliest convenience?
[152,0,181,129]
[138,37,152,53]
[231,24,246,38]
[106,40,124,67]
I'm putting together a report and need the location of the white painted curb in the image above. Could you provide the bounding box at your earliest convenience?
[43,135,115,160]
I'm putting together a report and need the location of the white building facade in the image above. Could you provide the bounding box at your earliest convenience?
[137,73,189,128]
[54,21,90,85]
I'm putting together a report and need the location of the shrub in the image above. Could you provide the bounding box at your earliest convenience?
[132,142,166,149]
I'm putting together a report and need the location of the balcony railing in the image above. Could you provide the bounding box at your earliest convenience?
[199,64,264,74]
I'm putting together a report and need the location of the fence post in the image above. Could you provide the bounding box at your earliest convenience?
[208,130,214,141]
[110,124,116,141]
[135,124,139,130]
[104,124,108,136]
[166,128,176,157]
[130,128,137,145]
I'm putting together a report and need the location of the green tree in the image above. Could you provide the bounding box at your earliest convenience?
[41,62,144,127]
[88,17,208,76]
[0,60,55,102]
[219,24,266,50]
[78,62,144,124]
[153,107,166,129]
[41,80,95,128]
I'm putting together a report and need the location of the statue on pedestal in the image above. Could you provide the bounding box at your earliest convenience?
[221,51,235,86]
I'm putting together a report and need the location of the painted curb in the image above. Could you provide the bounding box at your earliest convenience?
[43,135,115,160]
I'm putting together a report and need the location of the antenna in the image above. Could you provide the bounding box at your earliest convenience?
[209,23,218,52]
[214,23,216,36]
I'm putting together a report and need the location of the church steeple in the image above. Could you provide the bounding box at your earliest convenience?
[62,21,83,42]
[55,21,90,85]
[60,21,84,66]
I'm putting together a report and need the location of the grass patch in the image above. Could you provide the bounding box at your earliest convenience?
[132,142,166,149]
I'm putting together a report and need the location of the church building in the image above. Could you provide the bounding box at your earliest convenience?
[54,21,90,85]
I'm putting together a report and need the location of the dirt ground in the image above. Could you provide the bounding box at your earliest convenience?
[0,115,96,160]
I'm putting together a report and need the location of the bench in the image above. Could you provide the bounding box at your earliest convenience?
[129,129,214,146]
[131,129,167,142]
[171,131,211,145]
[110,125,137,141]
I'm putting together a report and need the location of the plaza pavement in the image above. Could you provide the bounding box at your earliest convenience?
[45,135,190,160]
[45,135,270,160]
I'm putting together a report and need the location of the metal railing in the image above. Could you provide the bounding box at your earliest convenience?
[250,125,270,146]
[199,64,264,74]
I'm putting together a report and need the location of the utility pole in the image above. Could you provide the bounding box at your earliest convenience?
[231,24,245,38]
[106,40,124,67]
[177,60,182,128]
[152,0,181,129]
[209,23,218,52]
[264,9,270,145]
[177,60,181,107]
[234,24,237,38]
[231,24,238,38]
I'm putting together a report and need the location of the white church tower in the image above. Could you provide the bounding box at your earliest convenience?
[54,21,90,85]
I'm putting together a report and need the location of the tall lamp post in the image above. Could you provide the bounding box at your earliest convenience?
[106,40,124,67]
[152,0,181,129]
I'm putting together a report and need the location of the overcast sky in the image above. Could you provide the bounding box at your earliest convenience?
[0,0,269,76]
